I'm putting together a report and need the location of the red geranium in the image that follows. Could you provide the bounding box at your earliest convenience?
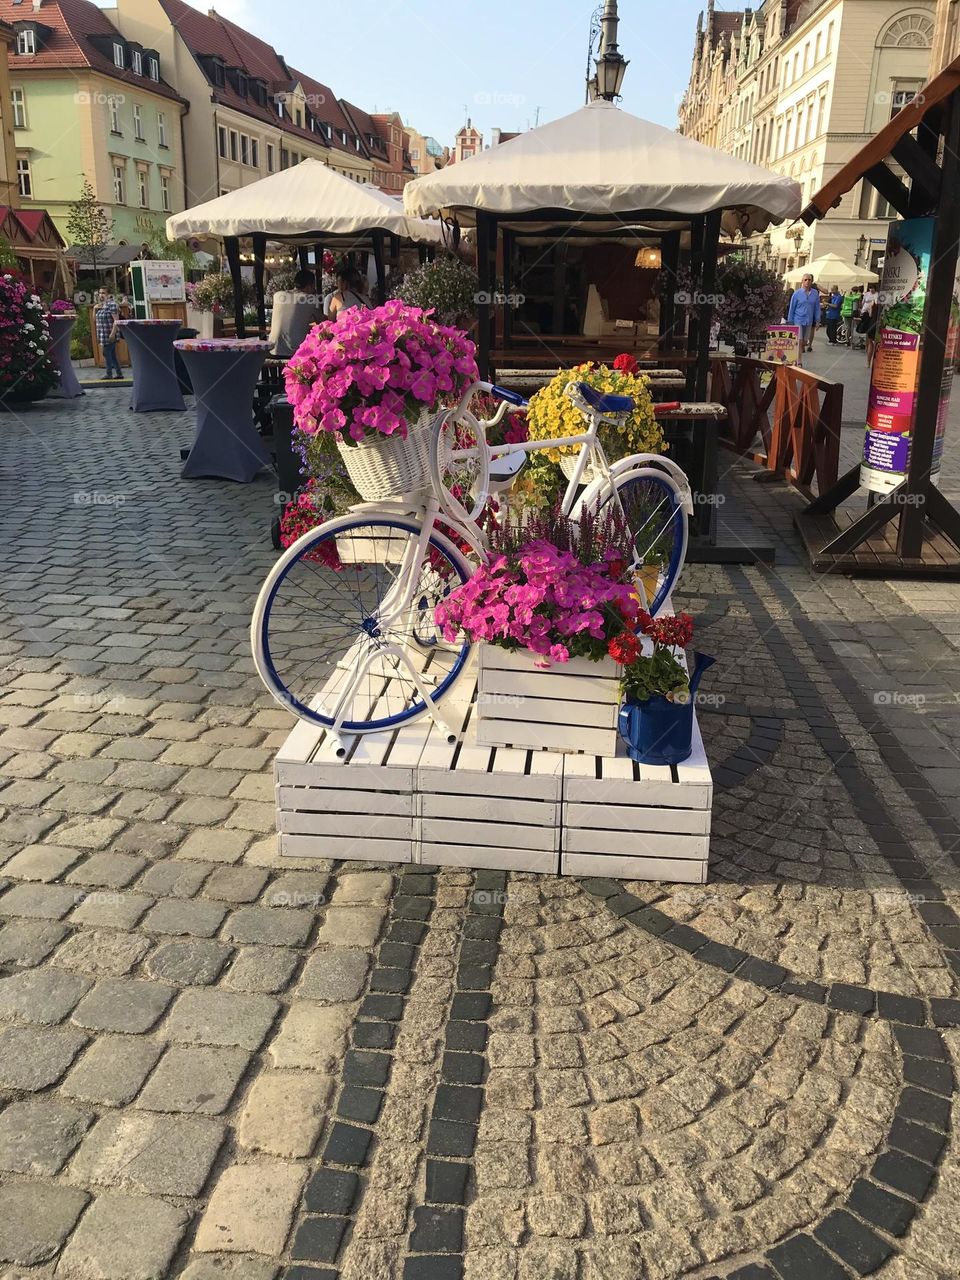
[613,352,639,375]
[608,631,643,664]
[646,612,694,648]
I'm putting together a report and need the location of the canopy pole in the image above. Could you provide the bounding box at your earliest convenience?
[684,216,704,397]
[694,210,722,401]
[417,245,428,265]
[298,246,310,271]
[372,231,386,306]
[224,236,246,339]
[476,212,492,379]
[313,243,323,287]
[252,234,267,340]
[658,231,681,355]
[898,92,960,558]
[502,228,514,349]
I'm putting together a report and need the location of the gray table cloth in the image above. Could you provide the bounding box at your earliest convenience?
[120,320,185,412]
[46,315,83,399]
[175,340,272,483]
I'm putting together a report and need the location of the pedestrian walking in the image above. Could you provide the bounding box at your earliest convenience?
[858,285,880,364]
[94,287,122,380]
[840,287,857,344]
[787,273,821,353]
[825,285,844,345]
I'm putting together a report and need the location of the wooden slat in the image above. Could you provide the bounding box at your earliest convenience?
[565,828,709,859]
[562,851,707,883]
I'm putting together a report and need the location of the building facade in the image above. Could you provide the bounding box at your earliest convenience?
[3,0,187,247]
[679,0,937,275]
[0,20,16,206]
[451,120,482,163]
[933,0,960,66]
[404,123,446,176]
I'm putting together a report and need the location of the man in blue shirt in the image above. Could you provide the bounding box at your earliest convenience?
[787,273,821,352]
[824,286,844,345]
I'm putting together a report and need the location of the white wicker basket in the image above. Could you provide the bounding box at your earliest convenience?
[337,410,438,501]
[560,451,604,485]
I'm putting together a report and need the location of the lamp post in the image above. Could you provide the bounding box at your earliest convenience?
[589,0,629,102]
[791,226,804,257]
[855,233,867,266]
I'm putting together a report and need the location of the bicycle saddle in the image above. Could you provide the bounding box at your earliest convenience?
[570,381,634,414]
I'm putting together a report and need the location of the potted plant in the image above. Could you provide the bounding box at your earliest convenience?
[0,273,58,409]
[616,611,714,765]
[434,508,641,753]
[391,253,480,327]
[525,358,663,484]
[284,300,478,501]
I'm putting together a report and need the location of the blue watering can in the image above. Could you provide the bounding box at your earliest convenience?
[618,652,716,765]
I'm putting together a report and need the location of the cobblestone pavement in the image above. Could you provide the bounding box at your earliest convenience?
[1,389,960,1280]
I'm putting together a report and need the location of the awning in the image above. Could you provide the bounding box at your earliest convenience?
[165,160,425,242]
[803,54,960,222]
[66,244,147,267]
[783,253,879,285]
[404,99,801,237]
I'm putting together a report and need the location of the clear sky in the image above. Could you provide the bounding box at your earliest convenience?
[112,0,709,147]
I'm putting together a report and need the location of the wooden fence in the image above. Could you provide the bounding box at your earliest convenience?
[710,356,844,501]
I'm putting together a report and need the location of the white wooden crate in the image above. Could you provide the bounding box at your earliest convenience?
[274,651,712,882]
[560,715,712,884]
[476,646,620,755]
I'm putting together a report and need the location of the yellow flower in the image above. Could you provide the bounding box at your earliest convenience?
[526,364,664,465]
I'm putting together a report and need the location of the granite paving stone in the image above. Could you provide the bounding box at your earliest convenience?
[0,964,92,1023]
[57,1190,191,1280]
[71,977,175,1033]
[0,1097,92,1174]
[194,1160,307,1254]
[135,1044,251,1114]
[61,1034,164,1105]
[0,1182,89,1266]
[0,1020,88,1089]
[163,987,279,1050]
[68,1111,226,1195]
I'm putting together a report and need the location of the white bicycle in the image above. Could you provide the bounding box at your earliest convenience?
[251,380,692,741]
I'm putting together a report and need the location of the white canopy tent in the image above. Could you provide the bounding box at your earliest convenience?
[784,253,879,286]
[403,99,800,236]
[402,100,801,387]
[165,161,448,335]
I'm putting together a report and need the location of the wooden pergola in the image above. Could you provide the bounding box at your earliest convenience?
[796,54,960,574]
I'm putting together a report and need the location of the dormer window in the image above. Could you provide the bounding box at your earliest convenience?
[295,108,303,127]
[132,49,142,75]
[237,73,247,97]
[16,29,35,55]
[148,56,159,81]
[113,42,124,68]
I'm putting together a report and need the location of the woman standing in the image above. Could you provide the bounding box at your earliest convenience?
[859,285,880,364]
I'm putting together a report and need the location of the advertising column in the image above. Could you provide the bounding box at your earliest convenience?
[861,217,960,494]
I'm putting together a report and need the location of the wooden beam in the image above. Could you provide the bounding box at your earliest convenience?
[864,163,912,217]
[685,216,704,398]
[475,211,491,379]
[890,133,941,209]
[899,94,960,557]
[372,231,386,305]
[659,231,681,354]
[695,210,722,403]
[223,236,246,338]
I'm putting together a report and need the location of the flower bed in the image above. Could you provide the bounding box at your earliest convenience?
[0,273,57,405]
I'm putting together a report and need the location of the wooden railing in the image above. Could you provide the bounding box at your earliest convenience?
[710,356,844,500]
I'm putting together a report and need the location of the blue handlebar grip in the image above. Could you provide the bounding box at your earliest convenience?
[490,384,528,407]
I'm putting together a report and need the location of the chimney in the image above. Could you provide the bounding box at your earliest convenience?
[32,0,42,11]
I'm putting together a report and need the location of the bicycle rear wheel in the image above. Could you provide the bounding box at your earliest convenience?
[251,515,473,732]
[594,468,687,616]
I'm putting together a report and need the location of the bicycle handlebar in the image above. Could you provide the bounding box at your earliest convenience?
[653,402,682,415]
[489,384,528,407]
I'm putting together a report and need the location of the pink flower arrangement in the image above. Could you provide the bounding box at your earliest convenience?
[435,540,642,666]
[47,299,76,316]
[0,273,57,402]
[284,300,478,443]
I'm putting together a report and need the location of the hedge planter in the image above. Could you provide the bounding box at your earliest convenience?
[476,645,620,755]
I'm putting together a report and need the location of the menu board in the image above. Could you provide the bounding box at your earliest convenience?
[143,260,186,303]
[763,325,803,366]
[860,218,957,493]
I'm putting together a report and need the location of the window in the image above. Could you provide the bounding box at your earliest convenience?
[266,143,275,172]
[229,130,238,161]
[295,108,302,127]
[218,125,227,158]
[113,42,124,69]
[133,104,144,140]
[826,21,834,53]
[250,138,258,167]
[280,147,289,169]
[817,95,827,136]
[109,96,121,134]
[240,134,249,165]
[891,87,919,119]
[15,29,36,55]
[149,56,159,81]
[814,33,821,63]
[11,87,26,129]
[16,156,31,198]
[113,163,125,204]
[137,169,148,208]
[157,111,167,147]
[132,49,142,75]
[160,172,170,212]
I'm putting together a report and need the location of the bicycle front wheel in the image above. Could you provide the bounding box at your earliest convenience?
[251,515,473,732]
[594,468,688,617]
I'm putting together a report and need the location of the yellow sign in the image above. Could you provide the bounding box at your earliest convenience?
[763,325,802,366]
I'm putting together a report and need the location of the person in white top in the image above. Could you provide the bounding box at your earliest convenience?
[325,267,369,323]
[268,270,322,358]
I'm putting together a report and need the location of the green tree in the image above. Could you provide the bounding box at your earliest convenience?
[65,179,112,277]
[0,234,18,271]
[147,228,197,273]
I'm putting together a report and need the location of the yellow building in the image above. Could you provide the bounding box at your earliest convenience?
[680,0,937,274]
[109,0,374,206]
[0,20,15,205]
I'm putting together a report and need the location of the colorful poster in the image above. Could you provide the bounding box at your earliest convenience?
[860,218,944,493]
[142,260,185,303]
[763,325,802,366]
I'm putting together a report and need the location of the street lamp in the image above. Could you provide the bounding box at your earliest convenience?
[791,226,804,255]
[855,234,867,265]
[589,0,629,102]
